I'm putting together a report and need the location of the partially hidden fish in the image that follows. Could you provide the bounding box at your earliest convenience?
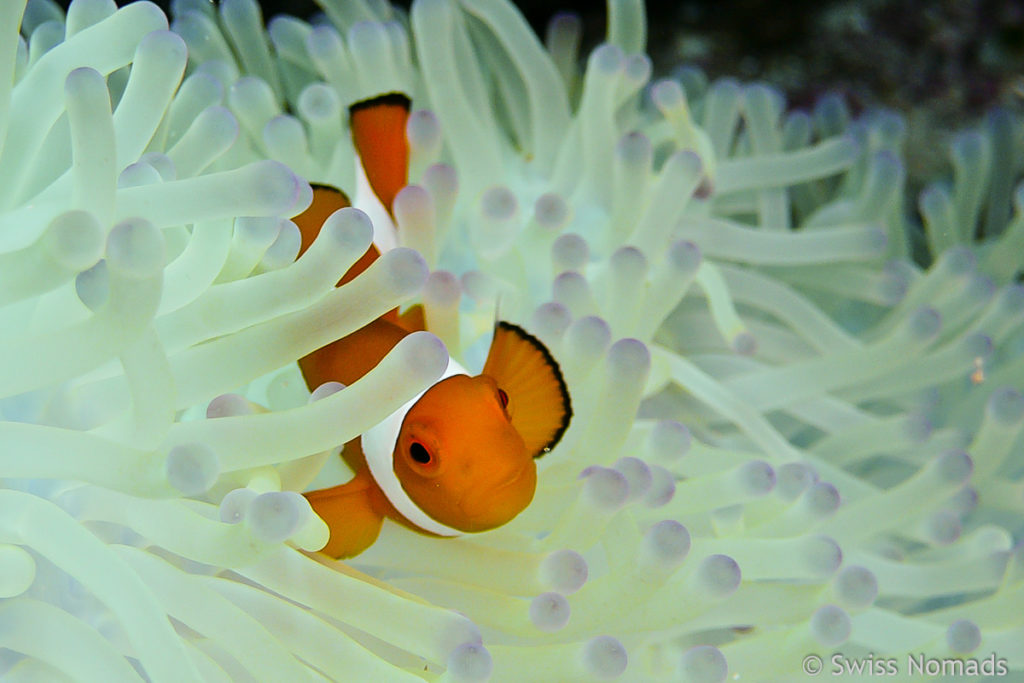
[292,93,572,558]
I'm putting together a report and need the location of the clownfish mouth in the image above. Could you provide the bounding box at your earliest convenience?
[454,466,534,532]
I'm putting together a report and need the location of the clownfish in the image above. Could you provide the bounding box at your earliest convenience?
[293,93,572,559]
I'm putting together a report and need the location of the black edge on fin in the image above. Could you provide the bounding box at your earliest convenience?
[348,92,412,116]
[498,320,572,457]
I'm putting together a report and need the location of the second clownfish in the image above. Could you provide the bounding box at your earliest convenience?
[293,93,572,559]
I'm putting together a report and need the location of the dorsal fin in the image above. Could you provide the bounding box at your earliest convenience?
[349,92,411,215]
[292,184,351,258]
[482,322,572,458]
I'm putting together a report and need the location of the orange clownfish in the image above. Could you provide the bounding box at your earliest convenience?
[292,93,572,559]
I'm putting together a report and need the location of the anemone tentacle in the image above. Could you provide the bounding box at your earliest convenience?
[2,0,1023,680]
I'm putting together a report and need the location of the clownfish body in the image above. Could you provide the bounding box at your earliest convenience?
[294,94,571,559]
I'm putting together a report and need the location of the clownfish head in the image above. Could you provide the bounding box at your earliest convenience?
[393,322,571,533]
[394,374,536,531]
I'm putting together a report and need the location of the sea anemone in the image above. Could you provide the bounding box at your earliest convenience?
[2,0,1023,680]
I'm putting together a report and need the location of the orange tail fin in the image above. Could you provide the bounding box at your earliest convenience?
[304,466,389,559]
[350,92,411,216]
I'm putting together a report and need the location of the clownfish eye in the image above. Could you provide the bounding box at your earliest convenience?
[497,388,509,409]
[409,441,432,465]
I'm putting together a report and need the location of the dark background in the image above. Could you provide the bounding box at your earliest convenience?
[51,0,1023,120]
[47,0,1024,186]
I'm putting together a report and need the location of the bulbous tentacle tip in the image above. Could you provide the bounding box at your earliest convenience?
[651,78,683,110]
[565,315,612,355]
[947,619,982,654]
[803,482,841,518]
[44,210,104,272]
[423,163,459,198]
[810,604,851,647]
[987,386,1024,425]
[552,233,589,271]
[579,466,629,511]
[997,283,1024,314]
[248,491,306,543]
[248,160,311,216]
[137,28,188,63]
[407,109,441,145]
[480,185,517,221]
[923,509,961,546]
[589,43,624,74]
[644,465,676,508]
[668,239,702,273]
[802,535,842,578]
[394,184,434,221]
[615,130,652,165]
[624,53,651,84]
[607,338,650,378]
[731,331,757,356]
[833,565,878,609]
[206,393,254,418]
[649,420,691,460]
[308,381,345,402]
[106,218,165,279]
[219,487,259,524]
[529,592,570,632]
[381,246,429,295]
[321,207,374,252]
[670,149,704,179]
[613,457,652,501]
[305,23,342,58]
[737,460,775,496]
[934,450,973,486]
[423,270,461,306]
[445,642,493,683]
[533,192,569,230]
[644,519,691,567]
[395,331,450,380]
[775,462,816,500]
[582,635,627,680]
[235,216,281,246]
[695,554,741,598]
[679,645,727,683]
[64,66,106,99]
[195,104,241,144]
[165,443,220,496]
[297,82,341,120]
[539,549,588,594]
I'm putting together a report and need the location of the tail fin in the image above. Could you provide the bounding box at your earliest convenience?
[304,467,387,559]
